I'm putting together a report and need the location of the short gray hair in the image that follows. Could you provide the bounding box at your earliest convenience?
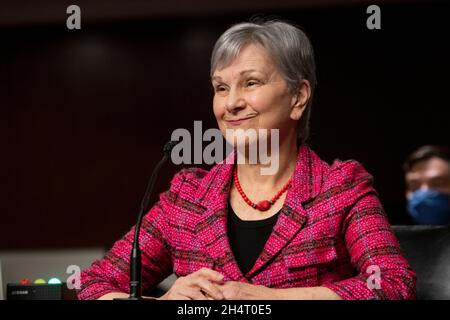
[210,20,317,143]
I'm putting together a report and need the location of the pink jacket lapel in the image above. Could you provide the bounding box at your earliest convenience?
[194,145,325,281]
[246,146,325,278]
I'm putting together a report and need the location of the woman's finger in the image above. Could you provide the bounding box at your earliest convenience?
[191,278,224,300]
[182,286,208,300]
[168,293,191,300]
[197,267,225,283]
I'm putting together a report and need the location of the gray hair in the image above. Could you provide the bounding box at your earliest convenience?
[210,20,317,143]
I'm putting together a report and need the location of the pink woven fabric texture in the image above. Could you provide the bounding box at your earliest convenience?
[78,144,416,300]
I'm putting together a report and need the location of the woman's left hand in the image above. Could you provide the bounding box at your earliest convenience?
[217,281,274,300]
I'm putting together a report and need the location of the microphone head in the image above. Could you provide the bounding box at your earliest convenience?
[163,140,179,154]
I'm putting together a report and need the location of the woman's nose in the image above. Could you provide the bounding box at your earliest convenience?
[225,88,246,113]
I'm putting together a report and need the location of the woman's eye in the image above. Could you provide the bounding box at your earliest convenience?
[215,86,226,92]
[246,80,258,86]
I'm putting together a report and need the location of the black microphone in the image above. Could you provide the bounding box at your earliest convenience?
[116,140,177,300]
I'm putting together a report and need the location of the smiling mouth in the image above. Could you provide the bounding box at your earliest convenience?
[224,115,257,125]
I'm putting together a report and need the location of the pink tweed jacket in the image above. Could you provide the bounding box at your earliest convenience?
[77,144,416,300]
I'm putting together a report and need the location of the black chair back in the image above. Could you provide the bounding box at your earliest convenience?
[392,225,450,300]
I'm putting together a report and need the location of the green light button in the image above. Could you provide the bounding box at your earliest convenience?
[48,278,62,284]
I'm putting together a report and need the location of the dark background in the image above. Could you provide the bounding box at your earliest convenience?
[1,0,449,250]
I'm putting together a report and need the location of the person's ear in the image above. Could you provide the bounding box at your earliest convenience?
[290,80,311,121]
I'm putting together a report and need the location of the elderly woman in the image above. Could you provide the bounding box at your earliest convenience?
[77,20,416,300]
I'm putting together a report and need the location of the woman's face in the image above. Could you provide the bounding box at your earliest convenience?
[212,43,306,147]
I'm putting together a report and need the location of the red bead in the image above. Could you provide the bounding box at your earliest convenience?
[234,167,291,212]
[256,200,271,211]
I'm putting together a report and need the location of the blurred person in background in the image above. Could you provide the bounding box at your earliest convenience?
[404,145,450,225]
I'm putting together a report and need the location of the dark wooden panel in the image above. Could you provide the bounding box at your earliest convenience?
[1,2,449,249]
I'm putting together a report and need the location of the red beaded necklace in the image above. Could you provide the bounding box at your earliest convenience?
[233,167,292,211]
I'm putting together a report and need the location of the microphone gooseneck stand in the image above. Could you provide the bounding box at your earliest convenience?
[115,140,178,300]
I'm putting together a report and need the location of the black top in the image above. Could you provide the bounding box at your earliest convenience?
[227,204,280,275]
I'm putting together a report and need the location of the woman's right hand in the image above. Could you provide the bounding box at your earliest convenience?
[159,268,225,300]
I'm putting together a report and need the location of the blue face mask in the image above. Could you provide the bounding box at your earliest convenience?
[407,189,450,225]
